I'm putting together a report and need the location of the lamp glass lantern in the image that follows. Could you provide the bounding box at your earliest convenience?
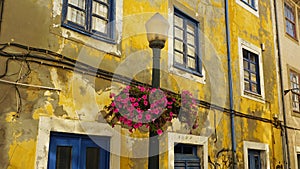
[145,13,170,49]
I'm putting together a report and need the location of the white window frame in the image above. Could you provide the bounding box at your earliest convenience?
[236,0,259,17]
[51,0,123,56]
[159,132,208,169]
[243,141,270,169]
[294,146,300,169]
[34,116,121,169]
[167,3,206,84]
[238,37,265,103]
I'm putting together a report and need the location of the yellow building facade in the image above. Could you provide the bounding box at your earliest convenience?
[0,0,284,168]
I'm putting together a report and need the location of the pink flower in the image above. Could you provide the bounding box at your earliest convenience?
[133,102,139,107]
[144,101,148,106]
[146,114,151,121]
[167,101,173,105]
[142,95,147,100]
[138,114,143,119]
[169,112,173,117]
[140,86,146,92]
[156,129,163,135]
[113,108,119,113]
[130,97,136,102]
[111,102,116,107]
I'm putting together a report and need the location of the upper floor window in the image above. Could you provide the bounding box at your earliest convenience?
[236,0,259,16]
[284,2,297,39]
[290,71,300,112]
[241,0,256,9]
[243,48,261,94]
[62,0,115,42]
[248,149,261,169]
[173,8,201,76]
[48,132,110,169]
[174,143,200,169]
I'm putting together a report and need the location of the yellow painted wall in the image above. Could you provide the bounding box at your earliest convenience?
[0,0,283,168]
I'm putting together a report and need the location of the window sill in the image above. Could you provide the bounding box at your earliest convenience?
[292,111,300,118]
[169,66,206,84]
[235,0,259,17]
[62,24,117,44]
[50,25,122,57]
[285,33,299,44]
[242,90,265,103]
[173,65,203,77]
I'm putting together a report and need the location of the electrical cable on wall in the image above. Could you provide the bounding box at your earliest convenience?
[0,42,298,131]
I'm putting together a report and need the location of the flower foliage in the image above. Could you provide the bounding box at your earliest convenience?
[104,85,198,135]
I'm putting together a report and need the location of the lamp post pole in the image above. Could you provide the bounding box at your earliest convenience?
[145,13,169,169]
[148,40,165,169]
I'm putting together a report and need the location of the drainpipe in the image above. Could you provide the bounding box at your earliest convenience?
[224,0,237,169]
[273,0,291,168]
[0,0,4,33]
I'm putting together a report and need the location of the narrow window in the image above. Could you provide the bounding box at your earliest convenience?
[174,143,201,169]
[290,71,300,112]
[285,3,297,39]
[62,0,115,42]
[243,48,261,94]
[248,149,261,169]
[297,154,300,169]
[241,0,256,9]
[173,8,201,75]
[48,132,110,169]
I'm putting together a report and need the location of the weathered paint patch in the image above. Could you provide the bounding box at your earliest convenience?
[7,139,36,169]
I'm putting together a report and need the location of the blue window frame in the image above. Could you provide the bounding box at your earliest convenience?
[174,143,201,169]
[243,48,261,94]
[62,0,115,43]
[241,0,256,10]
[48,132,110,169]
[248,149,261,169]
[173,8,202,76]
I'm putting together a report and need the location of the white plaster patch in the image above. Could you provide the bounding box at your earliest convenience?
[35,117,121,169]
[243,141,270,169]
[159,132,208,169]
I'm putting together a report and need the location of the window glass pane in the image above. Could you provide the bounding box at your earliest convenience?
[92,17,107,33]
[188,57,196,69]
[182,145,193,154]
[244,81,250,91]
[174,27,183,40]
[86,147,100,169]
[250,63,256,72]
[67,7,86,26]
[243,60,249,69]
[174,51,184,65]
[187,22,195,34]
[174,39,183,52]
[174,15,183,27]
[251,73,257,83]
[56,146,72,169]
[244,71,250,80]
[297,154,300,169]
[69,0,85,9]
[251,83,258,93]
[187,33,195,46]
[187,45,195,57]
[92,1,108,18]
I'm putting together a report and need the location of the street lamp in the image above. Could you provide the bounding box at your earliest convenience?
[145,13,169,169]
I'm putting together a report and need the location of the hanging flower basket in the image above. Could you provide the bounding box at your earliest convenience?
[104,85,198,135]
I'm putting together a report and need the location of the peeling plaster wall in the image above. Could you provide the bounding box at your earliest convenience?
[230,0,283,168]
[0,0,283,168]
[275,0,300,168]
